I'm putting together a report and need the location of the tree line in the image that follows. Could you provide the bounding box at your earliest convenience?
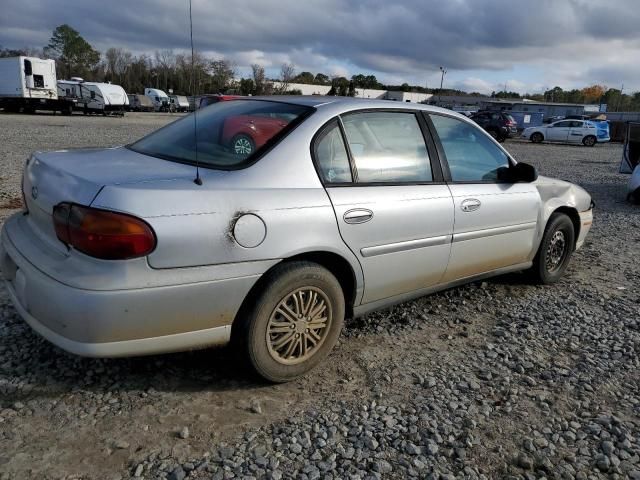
[2,24,640,111]
[492,85,640,111]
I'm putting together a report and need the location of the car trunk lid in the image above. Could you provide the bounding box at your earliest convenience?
[22,146,198,253]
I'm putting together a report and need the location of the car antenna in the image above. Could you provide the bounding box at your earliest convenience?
[189,0,202,185]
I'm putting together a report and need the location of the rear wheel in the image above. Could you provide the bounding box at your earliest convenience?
[527,213,575,284]
[583,135,596,147]
[240,261,345,383]
[231,134,255,157]
[487,129,499,140]
[531,132,544,143]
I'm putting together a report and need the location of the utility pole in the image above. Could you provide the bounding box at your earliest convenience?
[439,66,447,105]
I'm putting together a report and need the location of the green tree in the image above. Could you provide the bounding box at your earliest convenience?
[293,71,314,84]
[348,80,356,97]
[494,91,521,99]
[543,86,564,103]
[44,24,100,78]
[364,75,380,89]
[351,74,366,88]
[209,59,235,93]
[251,64,266,95]
[239,78,254,96]
[314,73,330,85]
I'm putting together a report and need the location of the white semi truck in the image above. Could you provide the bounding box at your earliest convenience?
[0,56,77,114]
[144,88,170,112]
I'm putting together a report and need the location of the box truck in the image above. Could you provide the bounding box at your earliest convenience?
[0,56,76,114]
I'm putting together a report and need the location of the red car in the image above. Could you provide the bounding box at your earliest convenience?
[222,114,291,156]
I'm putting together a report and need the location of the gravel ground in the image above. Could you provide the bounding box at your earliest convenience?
[0,112,639,480]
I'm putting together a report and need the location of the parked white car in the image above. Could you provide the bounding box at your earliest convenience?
[522,120,602,147]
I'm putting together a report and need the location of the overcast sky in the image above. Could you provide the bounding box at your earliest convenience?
[1,0,638,94]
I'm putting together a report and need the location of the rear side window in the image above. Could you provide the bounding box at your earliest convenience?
[341,112,432,183]
[129,100,312,169]
[430,114,510,182]
[314,121,352,183]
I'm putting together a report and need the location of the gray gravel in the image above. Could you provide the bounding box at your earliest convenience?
[0,112,639,479]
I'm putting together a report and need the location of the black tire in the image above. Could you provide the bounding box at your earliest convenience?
[628,188,640,205]
[239,261,345,383]
[231,134,256,157]
[531,132,544,143]
[527,213,575,284]
[487,129,499,140]
[583,135,596,147]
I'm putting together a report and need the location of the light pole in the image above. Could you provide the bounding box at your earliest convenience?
[439,66,447,105]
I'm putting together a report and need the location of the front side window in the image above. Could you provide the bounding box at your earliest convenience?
[553,121,572,128]
[314,121,352,183]
[129,100,312,169]
[430,114,510,182]
[341,112,432,183]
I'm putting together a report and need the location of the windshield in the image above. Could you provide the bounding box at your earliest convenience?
[129,100,312,169]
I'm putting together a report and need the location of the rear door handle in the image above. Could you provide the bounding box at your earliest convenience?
[460,198,481,212]
[343,208,373,224]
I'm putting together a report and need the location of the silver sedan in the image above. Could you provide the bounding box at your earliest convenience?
[0,97,593,382]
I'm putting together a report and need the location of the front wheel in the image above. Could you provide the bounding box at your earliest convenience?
[240,261,345,383]
[530,132,544,143]
[527,213,575,284]
[231,134,256,157]
[583,135,596,147]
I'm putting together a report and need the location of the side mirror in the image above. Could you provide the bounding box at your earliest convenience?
[511,162,538,182]
[498,162,538,183]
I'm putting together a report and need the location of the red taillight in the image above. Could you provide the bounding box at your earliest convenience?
[53,203,156,260]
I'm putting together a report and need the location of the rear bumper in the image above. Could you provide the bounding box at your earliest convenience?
[576,208,593,250]
[0,214,266,357]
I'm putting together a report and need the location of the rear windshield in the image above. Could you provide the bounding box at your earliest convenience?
[129,100,312,169]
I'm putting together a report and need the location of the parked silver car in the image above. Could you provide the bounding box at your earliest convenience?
[0,97,594,382]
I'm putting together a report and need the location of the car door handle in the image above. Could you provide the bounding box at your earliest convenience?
[460,198,481,212]
[343,208,373,224]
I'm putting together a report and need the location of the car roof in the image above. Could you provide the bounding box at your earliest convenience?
[246,95,457,115]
